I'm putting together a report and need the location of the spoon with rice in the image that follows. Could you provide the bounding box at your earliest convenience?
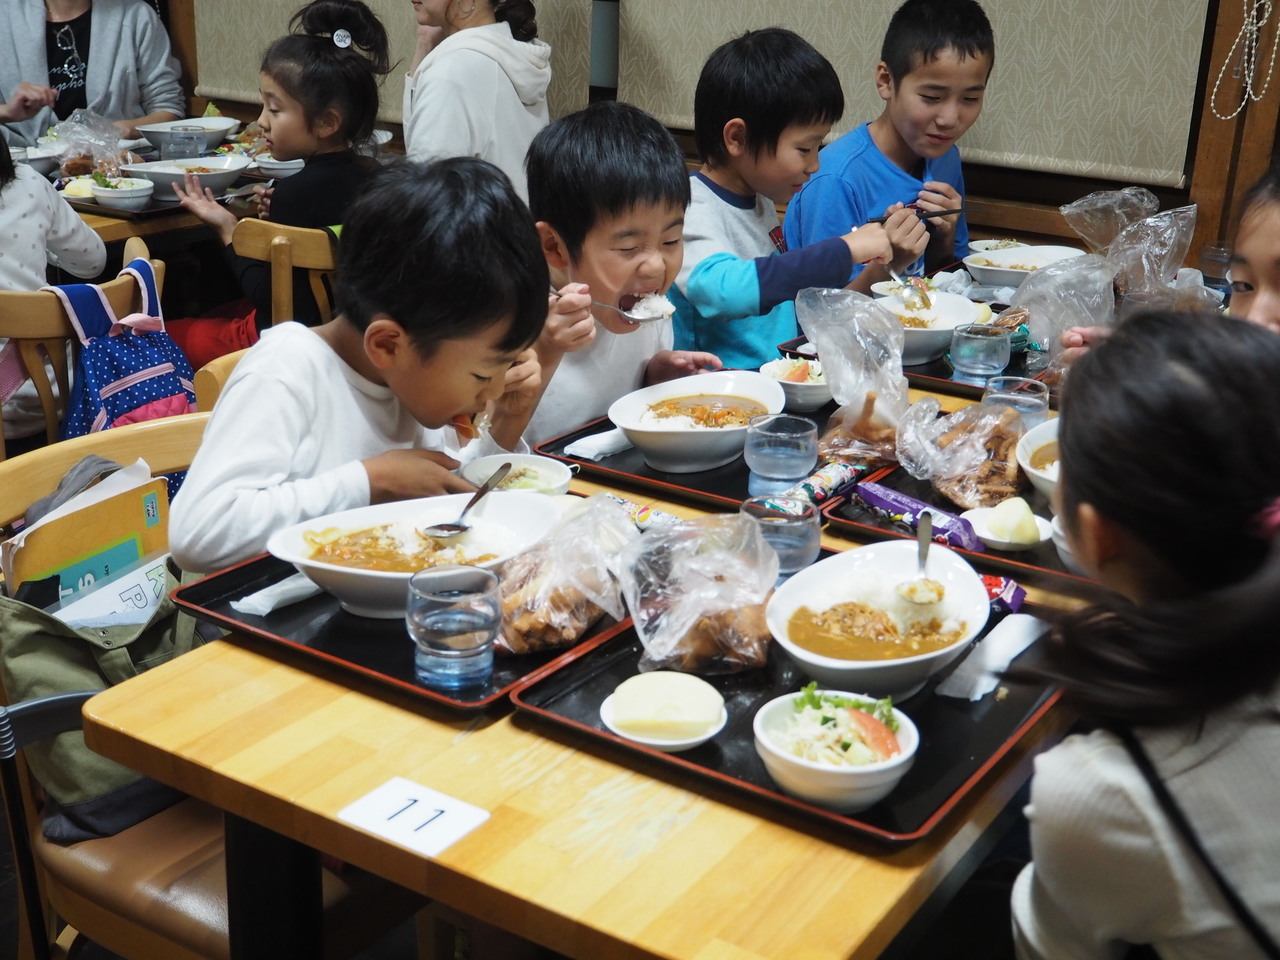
[896,511,946,604]
[419,462,511,539]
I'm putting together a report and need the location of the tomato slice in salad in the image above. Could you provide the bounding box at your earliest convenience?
[845,707,899,761]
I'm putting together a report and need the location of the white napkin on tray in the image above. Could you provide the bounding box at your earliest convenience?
[230,572,323,616]
[564,427,632,461]
[935,613,1046,701]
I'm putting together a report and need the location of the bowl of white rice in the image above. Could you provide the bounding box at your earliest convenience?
[766,540,990,699]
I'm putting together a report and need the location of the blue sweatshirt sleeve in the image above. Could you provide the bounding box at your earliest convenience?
[686,237,852,321]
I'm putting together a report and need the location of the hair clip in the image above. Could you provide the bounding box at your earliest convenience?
[332,28,352,48]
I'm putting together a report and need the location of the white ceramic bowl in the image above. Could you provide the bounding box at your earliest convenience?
[1050,515,1085,575]
[607,371,785,473]
[961,506,1052,551]
[1015,418,1059,501]
[458,453,573,495]
[766,540,990,699]
[969,238,1028,252]
[137,116,241,152]
[752,690,920,812]
[599,694,728,753]
[19,143,61,176]
[121,155,252,201]
[962,245,1086,287]
[90,178,154,210]
[878,291,985,365]
[255,154,306,177]
[758,358,832,412]
[265,491,568,618]
[869,278,940,299]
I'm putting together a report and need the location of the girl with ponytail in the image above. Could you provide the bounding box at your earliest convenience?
[169,0,390,368]
[403,0,550,200]
[1012,310,1280,958]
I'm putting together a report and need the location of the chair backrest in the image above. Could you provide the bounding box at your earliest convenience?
[231,219,338,326]
[0,237,165,461]
[193,348,248,412]
[0,412,209,529]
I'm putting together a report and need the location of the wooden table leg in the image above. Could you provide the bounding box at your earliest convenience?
[224,813,324,960]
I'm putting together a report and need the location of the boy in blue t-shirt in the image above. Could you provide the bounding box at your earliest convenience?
[670,28,892,370]
[783,0,995,293]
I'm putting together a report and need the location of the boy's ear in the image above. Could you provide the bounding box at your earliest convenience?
[536,221,571,271]
[363,315,408,371]
[722,118,749,159]
[874,62,896,103]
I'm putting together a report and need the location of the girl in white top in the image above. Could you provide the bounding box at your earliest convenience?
[402,0,550,200]
[1011,311,1280,959]
[0,138,105,438]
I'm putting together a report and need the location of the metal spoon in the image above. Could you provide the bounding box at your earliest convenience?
[548,286,671,324]
[419,462,511,539]
[896,511,946,604]
[887,268,931,311]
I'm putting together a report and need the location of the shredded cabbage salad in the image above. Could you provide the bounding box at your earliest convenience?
[772,682,900,768]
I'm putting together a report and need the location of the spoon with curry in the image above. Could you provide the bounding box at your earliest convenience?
[420,462,512,539]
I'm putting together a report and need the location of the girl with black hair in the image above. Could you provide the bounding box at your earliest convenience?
[168,0,389,370]
[403,0,550,200]
[1012,310,1280,958]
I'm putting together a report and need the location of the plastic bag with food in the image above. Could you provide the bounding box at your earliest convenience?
[621,514,777,674]
[795,287,909,463]
[1059,186,1159,255]
[1107,204,1218,314]
[497,494,639,655]
[896,398,1026,510]
[1009,253,1118,371]
[50,110,128,177]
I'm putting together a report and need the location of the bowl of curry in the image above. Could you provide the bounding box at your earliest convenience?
[765,540,990,699]
[266,491,570,618]
[606,371,785,473]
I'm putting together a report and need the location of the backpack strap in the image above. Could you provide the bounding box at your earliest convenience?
[118,258,162,321]
[1115,727,1280,958]
[42,283,118,345]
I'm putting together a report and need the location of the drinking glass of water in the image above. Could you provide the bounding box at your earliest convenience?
[950,324,1011,380]
[743,414,819,496]
[406,565,500,690]
[982,376,1050,428]
[161,126,204,162]
[740,496,822,583]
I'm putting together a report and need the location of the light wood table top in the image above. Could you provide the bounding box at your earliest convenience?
[79,207,206,243]
[82,478,1068,960]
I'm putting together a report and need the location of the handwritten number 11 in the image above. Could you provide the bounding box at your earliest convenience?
[387,797,447,831]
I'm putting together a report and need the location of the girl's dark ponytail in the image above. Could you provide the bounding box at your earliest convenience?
[493,0,538,42]
[264,0,391,146]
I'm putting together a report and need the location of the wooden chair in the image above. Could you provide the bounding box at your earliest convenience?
[0,414,425,960]
[0,237,164,462]
[231,219,338,326]
[193,349,248,412]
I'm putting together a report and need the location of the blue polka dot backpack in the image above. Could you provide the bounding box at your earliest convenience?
[51,256,197,441]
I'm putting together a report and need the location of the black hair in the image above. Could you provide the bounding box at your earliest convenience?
[1238,165,1280,232]
[0,138,14,190]
[261,0,391,147]
[492,0,539,42]
[1021,311,1280,729]
[880,0,995,84]
[525,100,690,262]
[693,28,843,166]
[336,158,548,356]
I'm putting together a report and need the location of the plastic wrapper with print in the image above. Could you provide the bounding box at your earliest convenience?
[620,515,777,675]
[896,397,1026,510]
[497,495,639,655]
[795,287,910,464]
[1059,186,1159,256]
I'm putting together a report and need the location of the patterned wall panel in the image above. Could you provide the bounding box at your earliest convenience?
[194,0,591,123]
[618,0,1209,188]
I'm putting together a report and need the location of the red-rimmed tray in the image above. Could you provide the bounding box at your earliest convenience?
[511,613,1059,845]
[63,175,259,220]
[775,335,1055,404]
[172,554,618,711]
[535,406,843,512]
[823,468,1092,590]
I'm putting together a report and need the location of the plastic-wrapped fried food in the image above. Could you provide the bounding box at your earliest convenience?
[932,406,1025,509]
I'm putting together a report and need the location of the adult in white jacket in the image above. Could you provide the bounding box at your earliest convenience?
[403,0,550,200]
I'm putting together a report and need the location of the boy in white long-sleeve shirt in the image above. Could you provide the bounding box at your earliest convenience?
[170,159,548,573]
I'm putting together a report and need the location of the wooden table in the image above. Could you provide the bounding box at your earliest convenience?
[81,476,1067,960]
[79,207,205,244]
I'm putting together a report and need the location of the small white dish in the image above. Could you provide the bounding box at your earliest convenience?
[599,694,727,752]
[255,154,305,177]
[458,453,573,495]
[90,177,154,211]
[969,238,1028,252]
[961,507,1052,551]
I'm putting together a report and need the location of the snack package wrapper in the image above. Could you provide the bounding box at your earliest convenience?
[1009,253,1118,374]
[796,287,909,463]
[497,495,639,655]
[621,514,777,674]
[849,481,983,552]
[1059,186,1159,255]
[896,399,1026,510]
[50,110,128,177]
